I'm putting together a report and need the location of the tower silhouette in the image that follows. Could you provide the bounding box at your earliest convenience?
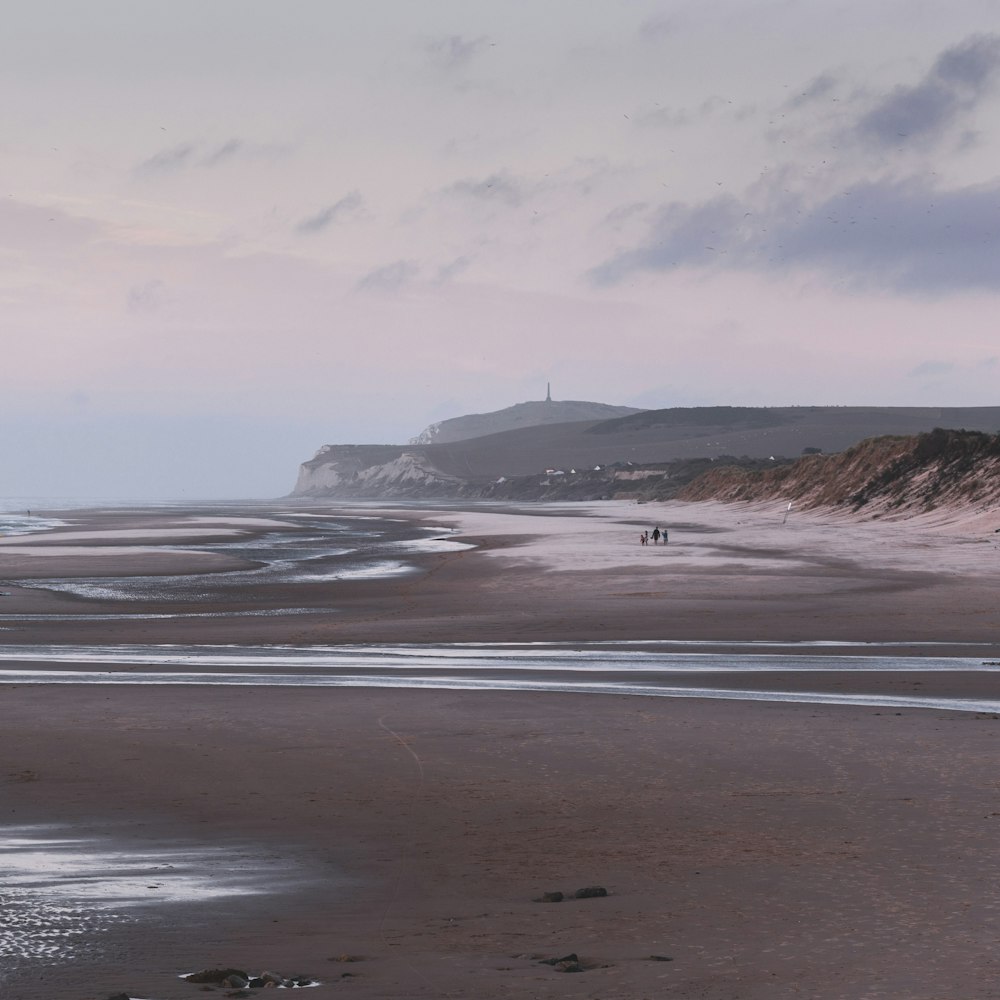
[545,382,552,403]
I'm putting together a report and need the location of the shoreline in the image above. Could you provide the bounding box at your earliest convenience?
[2,498,999,647]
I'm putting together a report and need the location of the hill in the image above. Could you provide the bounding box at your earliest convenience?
[291,404,1000,500]
[409,397,642,444]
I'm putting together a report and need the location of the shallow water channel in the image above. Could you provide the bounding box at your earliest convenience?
[2,640,1000,713]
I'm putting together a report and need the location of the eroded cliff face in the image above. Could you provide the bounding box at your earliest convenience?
[291,443,783,502]
[293,444,465,498]
[677,429,1000,515]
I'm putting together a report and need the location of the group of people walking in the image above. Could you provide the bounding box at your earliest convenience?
[639,526,668,546]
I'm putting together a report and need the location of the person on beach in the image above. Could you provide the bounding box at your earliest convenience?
[640,531,648,545]
[663,528,668,544]
[651,527,661,544]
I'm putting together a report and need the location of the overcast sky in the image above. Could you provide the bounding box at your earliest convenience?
[3,1,999,499]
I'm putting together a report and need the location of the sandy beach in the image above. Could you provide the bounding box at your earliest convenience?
[2,499,1000,999]
[3,499,999,649]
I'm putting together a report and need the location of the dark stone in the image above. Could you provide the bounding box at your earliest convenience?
[540,952,579,966]
[186,965,316,989]
[574,886,608,898]
[556,960,584,973]
[649,954,674,961]
[184,968,250,984]
[540,891,564,902]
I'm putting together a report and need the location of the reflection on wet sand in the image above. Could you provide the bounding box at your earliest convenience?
[0,826,308,967]
[1,641,999,712]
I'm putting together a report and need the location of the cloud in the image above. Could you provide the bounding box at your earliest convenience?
[200,138,291,167]
[442,171,527,207]
[425,34,492,72]
[784,73,838,110]
[590,195,745,285]
[201,138,244,167]
[590,177,1000,294]
[771,179,1000,292]
[434,256,471,284]
[355,259,420,294]
[856,34,1000,147]
[936,34,1000,89]
[910,360,954,376]
[135,138,290,175]
[637,95,753,127]
[602,202,650,227]
[136,143,197,174]
[296,191,366,234]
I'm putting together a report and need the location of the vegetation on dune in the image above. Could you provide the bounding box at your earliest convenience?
[677,428,1000,515]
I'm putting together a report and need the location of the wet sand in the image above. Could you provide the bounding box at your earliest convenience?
[2,499,1000,998]
[2,499,1000,650]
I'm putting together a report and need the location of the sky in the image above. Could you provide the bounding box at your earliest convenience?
[3,1,999,499]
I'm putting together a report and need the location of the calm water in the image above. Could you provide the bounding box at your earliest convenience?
[1,641,999,713]
[1,502,470,607]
